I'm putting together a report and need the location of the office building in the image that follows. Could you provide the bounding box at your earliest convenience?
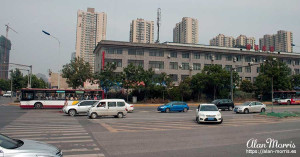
[235,35,256,48]
[75,8,107,72]
[129,18,154,43]
[71,52,76,61]
[173,17,198,44]
[259,30,293,53]
[0,35,11,80]
[94,40,300,85]
[210,34,235,48]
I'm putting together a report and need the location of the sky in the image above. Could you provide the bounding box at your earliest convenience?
[1,0,300,77]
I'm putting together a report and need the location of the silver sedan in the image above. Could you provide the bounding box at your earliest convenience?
[234,101,266,114]
[0,134,62,157]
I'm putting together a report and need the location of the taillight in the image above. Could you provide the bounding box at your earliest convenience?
[130,105,133,107]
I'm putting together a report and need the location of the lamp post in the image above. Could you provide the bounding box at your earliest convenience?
[3,62,32,88]
[42,30,61,89]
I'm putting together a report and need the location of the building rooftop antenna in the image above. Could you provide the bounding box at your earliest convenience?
[156,8,161,43]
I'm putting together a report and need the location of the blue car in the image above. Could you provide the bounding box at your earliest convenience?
[157,101,189,113]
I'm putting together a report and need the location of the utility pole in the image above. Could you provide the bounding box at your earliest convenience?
[156,8,161,43]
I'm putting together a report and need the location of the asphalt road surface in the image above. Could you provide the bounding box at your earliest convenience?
[1,98,300,157]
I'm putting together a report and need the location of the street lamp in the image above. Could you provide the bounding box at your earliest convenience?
[42,30,61,89]
[3,62,32,88]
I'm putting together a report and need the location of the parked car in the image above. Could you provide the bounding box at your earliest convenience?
[157,101,189,113]
[195,104,223,124]
[3,91,12,97]
[126,102,134,112]
[234,101,266,114]
[211,99,235,111]
[0,133,62,157]
[88,99,128,119]
[62,100,99,116]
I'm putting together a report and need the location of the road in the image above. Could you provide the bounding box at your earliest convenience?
[0,97,299,157]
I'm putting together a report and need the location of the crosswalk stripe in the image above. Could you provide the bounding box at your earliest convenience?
[64,154,104,157]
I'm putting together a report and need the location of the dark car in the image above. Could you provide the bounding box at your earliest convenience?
[212,99,235,111]
[157,101,189,113]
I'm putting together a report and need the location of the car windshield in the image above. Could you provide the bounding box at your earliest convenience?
[212,100,220,103]
[241,102,252,106]
[200,105,218,111]
[164,102,173,106]
[0,134,23,149]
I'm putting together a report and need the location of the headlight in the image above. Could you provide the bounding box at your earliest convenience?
[217,113,221,117]
[199,113,205,117]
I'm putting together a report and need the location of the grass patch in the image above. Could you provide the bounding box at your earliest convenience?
[260,111,300,118]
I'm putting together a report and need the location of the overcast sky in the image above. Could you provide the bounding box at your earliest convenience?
[1,0,300,77]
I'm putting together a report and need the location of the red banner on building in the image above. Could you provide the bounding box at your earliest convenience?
[270,46,274,52]
[255,45,259,51]
[262,46,266,51]
[246,44,251,50]
[102,51,105,70]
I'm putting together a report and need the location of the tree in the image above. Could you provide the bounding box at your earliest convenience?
[10,69,26,91]
[154,72,172,101]
[0,79,10,91]
[121,64,141,101]
[191,73,205,101]
[138,68,154,101]
[24,75,48,88]
[94,63,117,98]
[178,77,192,101]
[240,80,255,93]
[254,57,292,99]
[291,74,300,89]
[61,57,93,89]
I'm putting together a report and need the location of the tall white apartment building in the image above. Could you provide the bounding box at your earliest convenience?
[75,8,107,72]
[210,34,235,48]
[129,18,154,43]
[259,30,293,52]
[173,17,198,44]
[236,35,255,48]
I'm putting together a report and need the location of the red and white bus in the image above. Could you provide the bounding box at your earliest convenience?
[273,91,300,105]
[20,88,104,109]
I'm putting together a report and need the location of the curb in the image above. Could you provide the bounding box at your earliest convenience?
[8,103,20,106]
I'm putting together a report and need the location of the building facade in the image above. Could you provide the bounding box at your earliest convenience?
[0,35,11,80]
[75,8,107,72]
[129,18,154,43]
[94,40,300,85]
[235,35,256,48]
[259,30,293,53]
[210,34,235,48]
[173,17,198,44]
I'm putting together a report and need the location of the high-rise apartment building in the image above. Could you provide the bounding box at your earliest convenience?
[210,34,235,48]
[129,18,154,43]
[75,8,107,72]
[0,35,11,80]
[173,17,198,44]
[235,35,256,48]
[259,30,293,52]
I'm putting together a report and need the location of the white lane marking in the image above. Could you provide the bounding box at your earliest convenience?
[45,139,94,144]
[5,133,89,138]
[63,148,100,152]
[256,128,300,135]
[22,135,91,140]
[64,154,104,157]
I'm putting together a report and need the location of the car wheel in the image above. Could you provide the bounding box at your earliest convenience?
[165,108,170,113]
[228,106,233,111]
[117,112,123,118]
[90,113,97,119]
[287,101,291,105]
[244,109,249,114]
[183,108,188,112]
[196,117,201,124]
[261,108,266,113]
[34,102,43,109]
[68,109,76,117]
[218,119,223,124]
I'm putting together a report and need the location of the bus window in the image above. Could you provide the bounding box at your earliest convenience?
[22,91,34,100]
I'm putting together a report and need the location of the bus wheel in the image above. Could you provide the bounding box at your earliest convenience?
[34,103,43,109]
[287,101,291,105]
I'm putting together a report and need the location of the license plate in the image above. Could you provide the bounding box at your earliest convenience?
[207,117,214,121]
[234,108,237,112]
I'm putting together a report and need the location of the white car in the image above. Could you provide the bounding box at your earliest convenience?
[62,100,99,116]
[234,101,266,114]
[126,103,134,112]
[88,99,128,119]
[195,104,223,124]
[3,91,12,97]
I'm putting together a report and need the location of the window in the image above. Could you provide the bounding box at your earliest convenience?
[245,66,251,73]
[236,55,242,62]
[170,62,178,69]
[295,60,300,65]
[181,75,189,81]
[108,102,116,107]
[215,54,222,60]
[128,60,144,67]
[236,67,242,72]
[193,63,201,70]
[182,63,189,70]
[117,102,125,107]
[170,52,177,58]
[225,65,232,71]
[245,77,251,81]
[193,53,200,59]
[226,55,232,61]
[204,64,211,67]
[80,101,97,106]
[169,74,178,81]
[245,56,251,62]
[149,50,164,57]
[149,61,164,69]
[257,67,260,73]
[287,59,292,65]
[182,52,190,58]
[105,48,122,54]
[105,59,122,67]
[295,69,300,74]
[205,54,210,60]
[128,49,144,55]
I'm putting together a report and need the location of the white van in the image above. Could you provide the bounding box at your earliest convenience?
[88,99,128,119]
